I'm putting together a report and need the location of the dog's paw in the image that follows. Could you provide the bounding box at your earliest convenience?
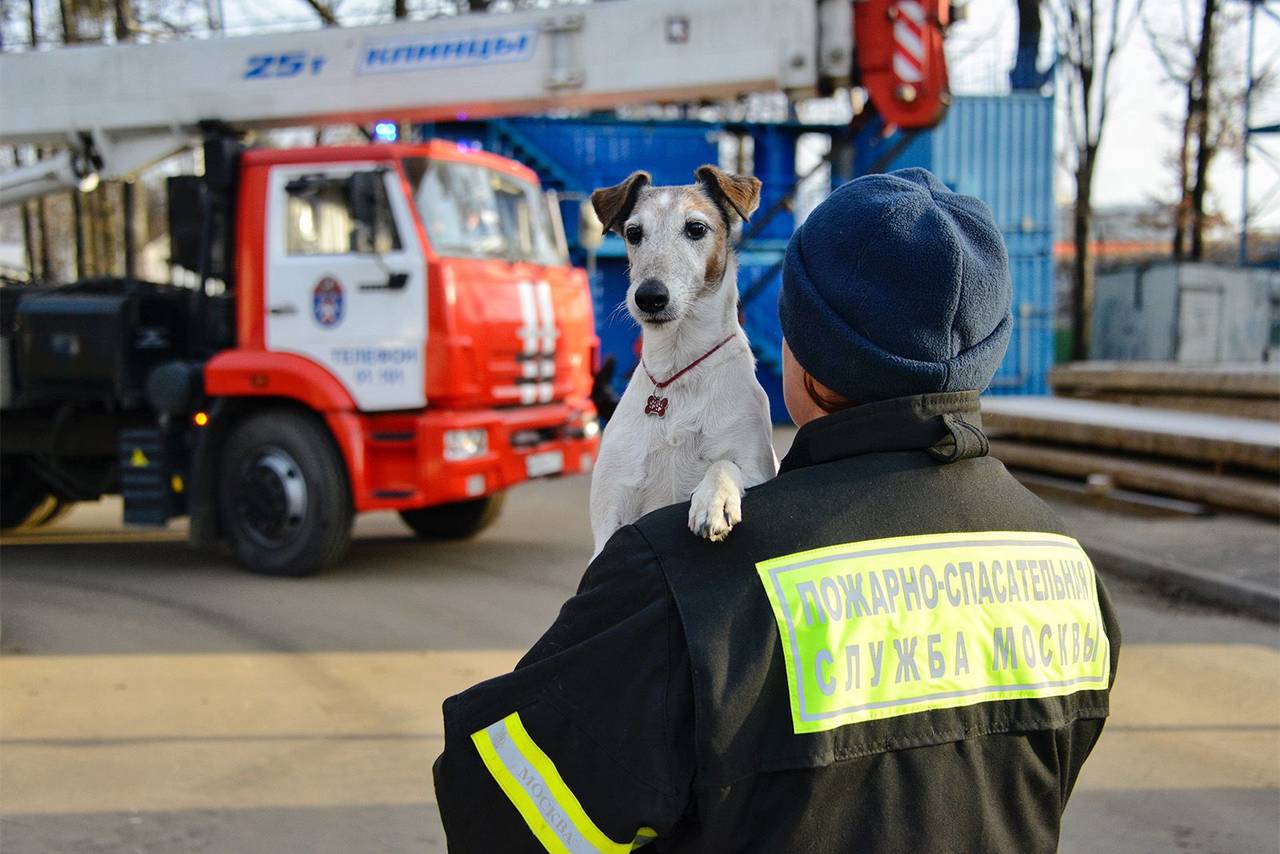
[688,470,743,543]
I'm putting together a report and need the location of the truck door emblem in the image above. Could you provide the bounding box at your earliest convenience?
[313,276,345,328]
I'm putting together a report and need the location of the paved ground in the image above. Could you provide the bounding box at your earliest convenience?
[1054,499,1280,618]
[2,457,1278,853]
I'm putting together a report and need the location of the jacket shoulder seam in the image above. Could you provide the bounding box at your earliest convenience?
[630,523,699,803]
[621,524,686,802]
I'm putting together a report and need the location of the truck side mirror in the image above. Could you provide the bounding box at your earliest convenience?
[544,189,570,263]
[578,200,604,251]
[347,171,383,252]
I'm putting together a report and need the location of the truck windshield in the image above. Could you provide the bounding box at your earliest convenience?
[405,157,564,266]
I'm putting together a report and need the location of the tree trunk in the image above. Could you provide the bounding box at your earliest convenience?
[1071,151,1097,362]
[35,193,51,280]
[301,0,339,26]
[29,4,50,280]
[14,149,36,278]
[86,189,101,276]
[394,0,408,18]
[95,187,118,276]
[59,0,78,42]
[115,0,135,277]
[122,181,136,279]
[1188,0,1217,260]
[61,0,88,278]
[71,191,85,279]
[1172,74,1194,260]
[113,0,133,41]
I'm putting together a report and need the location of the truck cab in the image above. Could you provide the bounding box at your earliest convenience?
[1,139,600,575]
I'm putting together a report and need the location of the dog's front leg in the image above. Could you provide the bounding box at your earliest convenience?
[689,459,744,543]
[590,481,643,560]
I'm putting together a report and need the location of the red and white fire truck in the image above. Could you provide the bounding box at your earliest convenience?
[0,0,951,575]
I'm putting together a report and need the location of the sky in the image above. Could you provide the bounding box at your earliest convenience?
[11,0,1279,231]
[214,0,1280,230]
[945,0,1280,230]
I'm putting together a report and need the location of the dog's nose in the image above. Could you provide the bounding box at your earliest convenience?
[634,279,669,314]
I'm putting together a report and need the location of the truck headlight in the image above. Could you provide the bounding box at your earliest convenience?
[562,410,600,440]
[444,428,488,461]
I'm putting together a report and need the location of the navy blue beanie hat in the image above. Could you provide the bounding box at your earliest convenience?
[779,167,1011,403]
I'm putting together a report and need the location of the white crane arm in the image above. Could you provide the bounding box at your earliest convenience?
[0,0,853,204]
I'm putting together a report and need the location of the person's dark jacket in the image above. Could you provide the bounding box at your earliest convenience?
[434,391,1121,853]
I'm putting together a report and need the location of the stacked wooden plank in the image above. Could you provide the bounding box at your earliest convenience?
[984,370,1280,519]
[1049,362,1280,421]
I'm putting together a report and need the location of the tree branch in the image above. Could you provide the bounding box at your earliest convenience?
[1095,0,1145,143]
[1142,9,1192,84]
[299,0,339,26]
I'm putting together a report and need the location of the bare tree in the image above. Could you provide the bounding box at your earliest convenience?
[1048,0,1145,361]
[1144,1,1252,260]
[113,0,133,40]
[5,0,34,277]
[58,0,122,278]
[28,1,52,279]
[300,0,340,26]
[1185,0,1218,259]
[114,0,137,277]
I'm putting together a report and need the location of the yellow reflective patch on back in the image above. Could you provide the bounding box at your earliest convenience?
[756,531,1110,734]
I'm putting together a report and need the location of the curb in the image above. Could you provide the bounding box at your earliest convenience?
[1084,538,1280,623]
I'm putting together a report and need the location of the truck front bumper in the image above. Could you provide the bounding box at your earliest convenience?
[327,398,600,513]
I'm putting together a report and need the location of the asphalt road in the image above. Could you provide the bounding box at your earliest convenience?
[2,466,1277,853]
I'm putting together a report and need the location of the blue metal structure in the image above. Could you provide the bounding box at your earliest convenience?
[426,93,1056,419]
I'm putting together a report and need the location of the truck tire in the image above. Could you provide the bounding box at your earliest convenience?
[217,409,353,577]
[399,493,505,540]
[1,459,54,532]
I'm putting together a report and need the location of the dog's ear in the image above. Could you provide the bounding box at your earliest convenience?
[695,165,762,223]
[591,171,651,235]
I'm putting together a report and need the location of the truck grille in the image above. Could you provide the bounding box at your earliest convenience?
[504,281,558,405]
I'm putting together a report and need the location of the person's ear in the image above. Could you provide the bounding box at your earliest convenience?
[590,171,651,234]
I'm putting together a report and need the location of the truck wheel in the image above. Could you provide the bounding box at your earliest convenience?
[218,409,352,577]
[0,459,53,531]
[399,493,505,540]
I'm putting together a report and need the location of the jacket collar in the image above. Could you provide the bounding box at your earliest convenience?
[778,391,990,474]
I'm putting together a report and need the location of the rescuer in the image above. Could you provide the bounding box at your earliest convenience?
[433,167,1121,852]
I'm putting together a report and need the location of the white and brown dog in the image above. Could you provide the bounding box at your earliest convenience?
[587,166,778,558]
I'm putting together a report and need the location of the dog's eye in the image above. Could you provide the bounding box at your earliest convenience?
[684,221,708,240]
[624,225,643,245]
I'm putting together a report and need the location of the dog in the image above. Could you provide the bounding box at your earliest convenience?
[587,165,778,558]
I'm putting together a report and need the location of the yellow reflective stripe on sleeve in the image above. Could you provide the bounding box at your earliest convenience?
[756,530,1111,734]
[631,826,659,849]
[470,711,652,854]
[471,724,569,854]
